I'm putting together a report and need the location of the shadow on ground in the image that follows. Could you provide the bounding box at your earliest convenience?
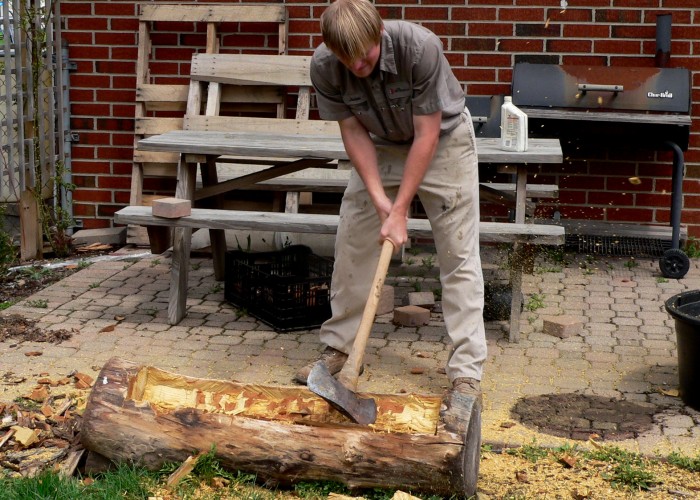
[510,393,664,441]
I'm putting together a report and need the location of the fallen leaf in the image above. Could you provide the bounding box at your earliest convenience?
[100,324,116,333]
[500,421,516,429]
[410,367,424,375]
[24,351,43,357]
[515,470,529,483]
[660,388,680,397]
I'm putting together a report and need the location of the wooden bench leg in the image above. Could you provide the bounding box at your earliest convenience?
[508,242,524,343]
[201,158,226,280]
[169,227,192,325]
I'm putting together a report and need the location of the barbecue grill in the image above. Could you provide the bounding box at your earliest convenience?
[511,62,692,278]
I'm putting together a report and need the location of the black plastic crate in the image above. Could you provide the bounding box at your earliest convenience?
[224,245,333,331]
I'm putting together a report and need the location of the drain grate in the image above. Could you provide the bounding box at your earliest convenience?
[565,234,671,257]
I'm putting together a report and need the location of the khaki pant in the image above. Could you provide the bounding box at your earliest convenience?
[319,111,487,382]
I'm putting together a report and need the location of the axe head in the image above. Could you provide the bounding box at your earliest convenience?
[306,361,377,425]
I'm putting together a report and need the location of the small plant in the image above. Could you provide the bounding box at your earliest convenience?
[0,301,11,310]
[89,282,100,289]
[209,283,223,294]
[685,237,700,258]
[585,445,657,491]
[656,276,669,283]
[77,259,91,270]
[624,258,639,269]
[409,277,422,292]
[506,440,549,463]
[524,293,545,312]
[667,451,700,472]
[150,259,161,267]
[421,254,435,271]
[192,261,201,270]
[295,480,351,499]
[26,298,48,308]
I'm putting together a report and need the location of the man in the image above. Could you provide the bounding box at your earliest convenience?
[295,0,486,413]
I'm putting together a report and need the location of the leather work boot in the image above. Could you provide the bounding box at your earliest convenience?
[294,346,348,385]
[452,377,482,398]
[440,377,483,433]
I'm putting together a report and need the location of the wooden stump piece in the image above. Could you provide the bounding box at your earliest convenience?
[81,357,481,497]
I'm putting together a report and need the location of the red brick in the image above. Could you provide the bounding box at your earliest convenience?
[498,38,543,52]
[68,17,108,31]
[594,39,644,55]
[546,39,592,53]
[468,23,512,36]
[498,8,545,22]
[73,190,112,203]
[595,9,641,23]
[607,208,655,222]
[451,7,497,21]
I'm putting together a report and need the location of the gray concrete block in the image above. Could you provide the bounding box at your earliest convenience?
[407,291,435,309]
[393,305,431,327]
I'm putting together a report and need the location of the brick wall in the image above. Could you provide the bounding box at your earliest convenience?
[60,0,700,238]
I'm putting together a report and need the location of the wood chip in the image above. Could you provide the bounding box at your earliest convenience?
[391,492,422,500]
[28,386,50,402]
[560,454,577,468]
[24,351,43,357]
[0,428,15,449]
[166,452,204,487]
[74,372,94,389]
[58,449,86,477]
[11,426,40,447]
[409,367,424,374]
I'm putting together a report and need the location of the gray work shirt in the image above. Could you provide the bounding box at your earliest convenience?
[311,20,465,144]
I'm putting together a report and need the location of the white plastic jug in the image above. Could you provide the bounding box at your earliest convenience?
[500,96,528,152]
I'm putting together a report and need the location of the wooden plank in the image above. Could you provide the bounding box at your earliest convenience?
[136,84,189,104]
[134,117,183,136]
[183,116,340,136]
[114,206,566,245]
[138,131,563,165]
[140,4,286,23]
[194,159,333,201]
[133,150,180,164]
[19,190,41,261]
[191,54,312,87]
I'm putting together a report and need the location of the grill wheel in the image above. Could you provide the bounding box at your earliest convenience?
[659,248,690,279]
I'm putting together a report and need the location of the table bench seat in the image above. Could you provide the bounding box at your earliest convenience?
[115,205,565,341]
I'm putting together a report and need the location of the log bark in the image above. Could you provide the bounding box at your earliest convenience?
[81,357,481,496]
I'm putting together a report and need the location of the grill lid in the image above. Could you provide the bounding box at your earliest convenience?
[512,63,691,117]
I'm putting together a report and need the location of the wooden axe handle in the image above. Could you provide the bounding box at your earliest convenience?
[338,239,395,391]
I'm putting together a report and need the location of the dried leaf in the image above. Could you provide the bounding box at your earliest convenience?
[100,324,117,333]
[500,421,516,429]
[409,367,424,375]
[24,351,43,357]
[515,470,529,483]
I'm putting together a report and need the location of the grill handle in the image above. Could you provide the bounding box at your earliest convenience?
[577,83,624,94]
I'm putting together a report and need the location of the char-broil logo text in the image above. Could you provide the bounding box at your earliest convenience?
[648,90,673,99]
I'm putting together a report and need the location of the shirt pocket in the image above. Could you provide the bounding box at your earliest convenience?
[343,94,371,115]
[385,83,412,111]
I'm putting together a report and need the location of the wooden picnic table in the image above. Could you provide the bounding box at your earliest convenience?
[119,129,564,340]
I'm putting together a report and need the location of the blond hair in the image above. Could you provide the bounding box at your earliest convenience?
[320,0,382,62]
